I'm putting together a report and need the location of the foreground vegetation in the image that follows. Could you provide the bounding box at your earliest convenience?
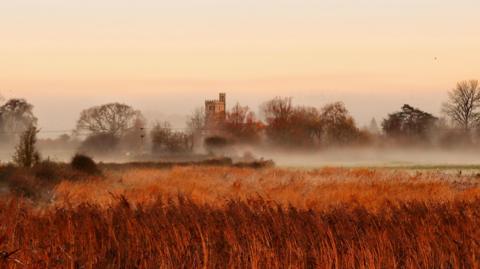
[1,165,480,268]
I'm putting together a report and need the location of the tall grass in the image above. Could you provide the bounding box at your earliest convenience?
[1,166,480,268]
[54,166,480,209]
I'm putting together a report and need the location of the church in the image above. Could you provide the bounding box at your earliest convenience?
[204,93,226,130]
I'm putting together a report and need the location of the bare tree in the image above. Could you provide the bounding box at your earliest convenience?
[0,99,37,144]
[151,121,191,154]
[261,97,293,124]
[185,107,206,150]
[75,103,145,137]
[288,106,323,147]
[224,103,263,143]
[442,80,480,132]
[261,97,294,145]
[186,107,206,135]
[320,102,361,146]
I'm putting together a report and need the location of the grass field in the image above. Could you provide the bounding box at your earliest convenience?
[1,165,480,268]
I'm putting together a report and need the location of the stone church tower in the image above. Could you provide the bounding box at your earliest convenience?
[205,93,226,130]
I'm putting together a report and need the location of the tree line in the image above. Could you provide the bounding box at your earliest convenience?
[1,79,480,162]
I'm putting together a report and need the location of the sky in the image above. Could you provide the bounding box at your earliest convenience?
[1,0,479,137]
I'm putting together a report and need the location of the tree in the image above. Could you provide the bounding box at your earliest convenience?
[288,106,323,148]
[261,98,365,148]
[13,125,41,168]
[120,117,146,153]
[382,104,438,143]
[75,103,145,137]
[368,118,380,134]
[186,107,206,151]
[224,103,263,143]
[442,80,480,132]
[79,133,120,156]
[186,107,206,135]
[320,102,361,146]
[0,99,37,144]
[151,122,191,154]
[261,97,294,145]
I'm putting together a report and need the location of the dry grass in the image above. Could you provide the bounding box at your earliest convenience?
[1,166,480,268]
[55,166,480,210]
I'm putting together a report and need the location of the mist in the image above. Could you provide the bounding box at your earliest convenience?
[248,147,480,168]
[0,85,477,168]
[4,87,449,140]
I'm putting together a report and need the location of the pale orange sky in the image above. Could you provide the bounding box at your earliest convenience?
[1,0,479,135]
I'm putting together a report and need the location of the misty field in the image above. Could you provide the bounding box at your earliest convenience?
[2,165,480,268]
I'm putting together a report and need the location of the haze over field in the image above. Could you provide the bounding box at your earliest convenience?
[2,3,480,267]
[1,0,480,134]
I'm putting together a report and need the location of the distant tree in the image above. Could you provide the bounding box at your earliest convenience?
[0,99,37,144]
[186,107,206,135]
[224,103,263,143]
[442,80,480,132]
[13,125,41,168]
[37,134,81,154]
[79,133,120,156]
[57,134,72,143]
[75,103,145,137]
[320,102,361,146]
[261,98,363,148]
[186,107,206,150]
[151,122,172,153]
[261,97,294,145]
[120,117,147,153]
[288,106,323,148]
[151,122,191,154]
[368,118,380,134]
[436,122,469,148]
[382,104,438,143]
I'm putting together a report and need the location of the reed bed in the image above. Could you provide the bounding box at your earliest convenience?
[1,166,480,268]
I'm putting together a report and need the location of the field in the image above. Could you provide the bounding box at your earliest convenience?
[2,165,480,268]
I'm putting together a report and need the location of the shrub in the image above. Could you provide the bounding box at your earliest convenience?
[0,165,40,199]
[71,154,100,175]
[12,126,41,168]
[234,159,275,169]
[33,161,67,184]
[204,136,230,154]
[151,122,192,154]
[34,161,57,181]
[0,164,17,184]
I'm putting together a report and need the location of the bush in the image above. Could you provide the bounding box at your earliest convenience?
[8,172,39,198]
[0,164,18,184]
[33,161,59,182]
[234,159,275,169]
[12,126,41,168]
[0,165,40,198]
[151,122,192,154]
[71,154,100,175]
[33,161,75,184]
[204,136,230,154]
